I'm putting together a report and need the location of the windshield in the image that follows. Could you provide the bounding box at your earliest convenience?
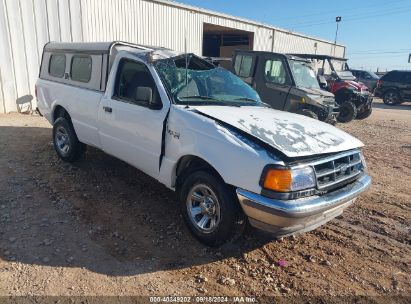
[289,60,320,89]
[154,55,262,106]
[328,59,356,80]
[330,59,349,72]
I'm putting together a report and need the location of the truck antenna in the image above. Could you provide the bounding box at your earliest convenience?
[184,28,188,95]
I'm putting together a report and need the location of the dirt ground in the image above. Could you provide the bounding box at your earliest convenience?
[0,99,410,300]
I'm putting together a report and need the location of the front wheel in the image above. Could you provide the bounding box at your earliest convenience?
[179,171,245,246]
[337,101,357,123]
[356,107,372,120]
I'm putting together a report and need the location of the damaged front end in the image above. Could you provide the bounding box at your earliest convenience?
[189,105,371,237]
[236,147,371,237]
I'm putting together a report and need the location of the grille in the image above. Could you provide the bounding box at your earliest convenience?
[323,96,336,106]
[313,151,364,190]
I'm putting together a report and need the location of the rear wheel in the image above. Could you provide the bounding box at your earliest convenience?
[179,170,245,246]
[383,90,400,105]
[337,101,357,123]
[53,117,86,162]
[356,107,372,120]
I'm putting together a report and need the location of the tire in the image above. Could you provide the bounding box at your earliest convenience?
[53,117,86,162]
[337,101,357,123]
[298,109,318,120]
[356,107,372,120]
[383,90,400,105]
[179,170,245,246]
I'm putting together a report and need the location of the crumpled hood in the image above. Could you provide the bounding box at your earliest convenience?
[345,80,369,92]
[192,106,363,158]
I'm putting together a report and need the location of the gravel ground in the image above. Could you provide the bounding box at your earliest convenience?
[0,99,410,299]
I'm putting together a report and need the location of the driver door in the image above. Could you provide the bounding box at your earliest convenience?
[98,57,169,178]
[255,54,292,110]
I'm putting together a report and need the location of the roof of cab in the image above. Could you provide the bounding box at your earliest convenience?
[289,54,348,61]
[233,50,310,63]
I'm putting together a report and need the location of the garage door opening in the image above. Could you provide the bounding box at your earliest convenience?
[202,23,254,68]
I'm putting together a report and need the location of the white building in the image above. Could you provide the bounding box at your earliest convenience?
[0,0,345,113]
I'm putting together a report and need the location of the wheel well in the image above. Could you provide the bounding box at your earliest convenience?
[384,89,399,96]
[175,155,224,189]
[53,105,71,123]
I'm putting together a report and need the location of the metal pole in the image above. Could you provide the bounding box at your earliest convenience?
[271,29,276,52]
[334,16,341,56]
[333,22,339,56]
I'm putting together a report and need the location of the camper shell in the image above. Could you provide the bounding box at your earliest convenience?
[39,41,180,93]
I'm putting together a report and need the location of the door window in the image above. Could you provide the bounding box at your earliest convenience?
[71,55,92,83]
[234,54,253,78]
[264,59,289,85]
[114,59,161,108]
[49,54,66,78]
[383,71,401,82]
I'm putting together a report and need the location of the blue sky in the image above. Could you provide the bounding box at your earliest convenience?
[176,0,411,71]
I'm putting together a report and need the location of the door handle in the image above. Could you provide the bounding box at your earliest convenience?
[103,106,112,113]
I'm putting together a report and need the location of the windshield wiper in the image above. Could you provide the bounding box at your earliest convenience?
[179,95,218,100]
[234,97,259,103]
[234,97,271,107]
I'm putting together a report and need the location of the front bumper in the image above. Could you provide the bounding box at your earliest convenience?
[236,174,371,237]
[357,94,373,109]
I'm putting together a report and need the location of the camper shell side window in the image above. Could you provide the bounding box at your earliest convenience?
[70,55,92,83]
[48,54,66,78]
[40,50,104,91]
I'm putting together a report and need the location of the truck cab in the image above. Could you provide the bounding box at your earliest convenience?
[232,50,338,123]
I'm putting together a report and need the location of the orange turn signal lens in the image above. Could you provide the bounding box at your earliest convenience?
[263,168,292,192]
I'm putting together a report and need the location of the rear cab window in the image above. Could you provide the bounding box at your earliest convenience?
[382,71,401,82]
[49,54,66,78]
[401,72,411,83]
[234,54,253,78]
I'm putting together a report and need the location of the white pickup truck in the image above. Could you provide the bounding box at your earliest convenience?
[36,42,371,246]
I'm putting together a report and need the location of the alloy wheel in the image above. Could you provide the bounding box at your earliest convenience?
[186,184,221,233]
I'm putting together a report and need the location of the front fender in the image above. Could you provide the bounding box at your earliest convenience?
[157,106,282,193]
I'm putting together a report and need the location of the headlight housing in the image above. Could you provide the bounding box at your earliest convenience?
[261,166,316,192]
[359,151,367,170]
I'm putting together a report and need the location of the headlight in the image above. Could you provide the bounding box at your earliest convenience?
[261,166,316,192]
[359,151,367,170]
